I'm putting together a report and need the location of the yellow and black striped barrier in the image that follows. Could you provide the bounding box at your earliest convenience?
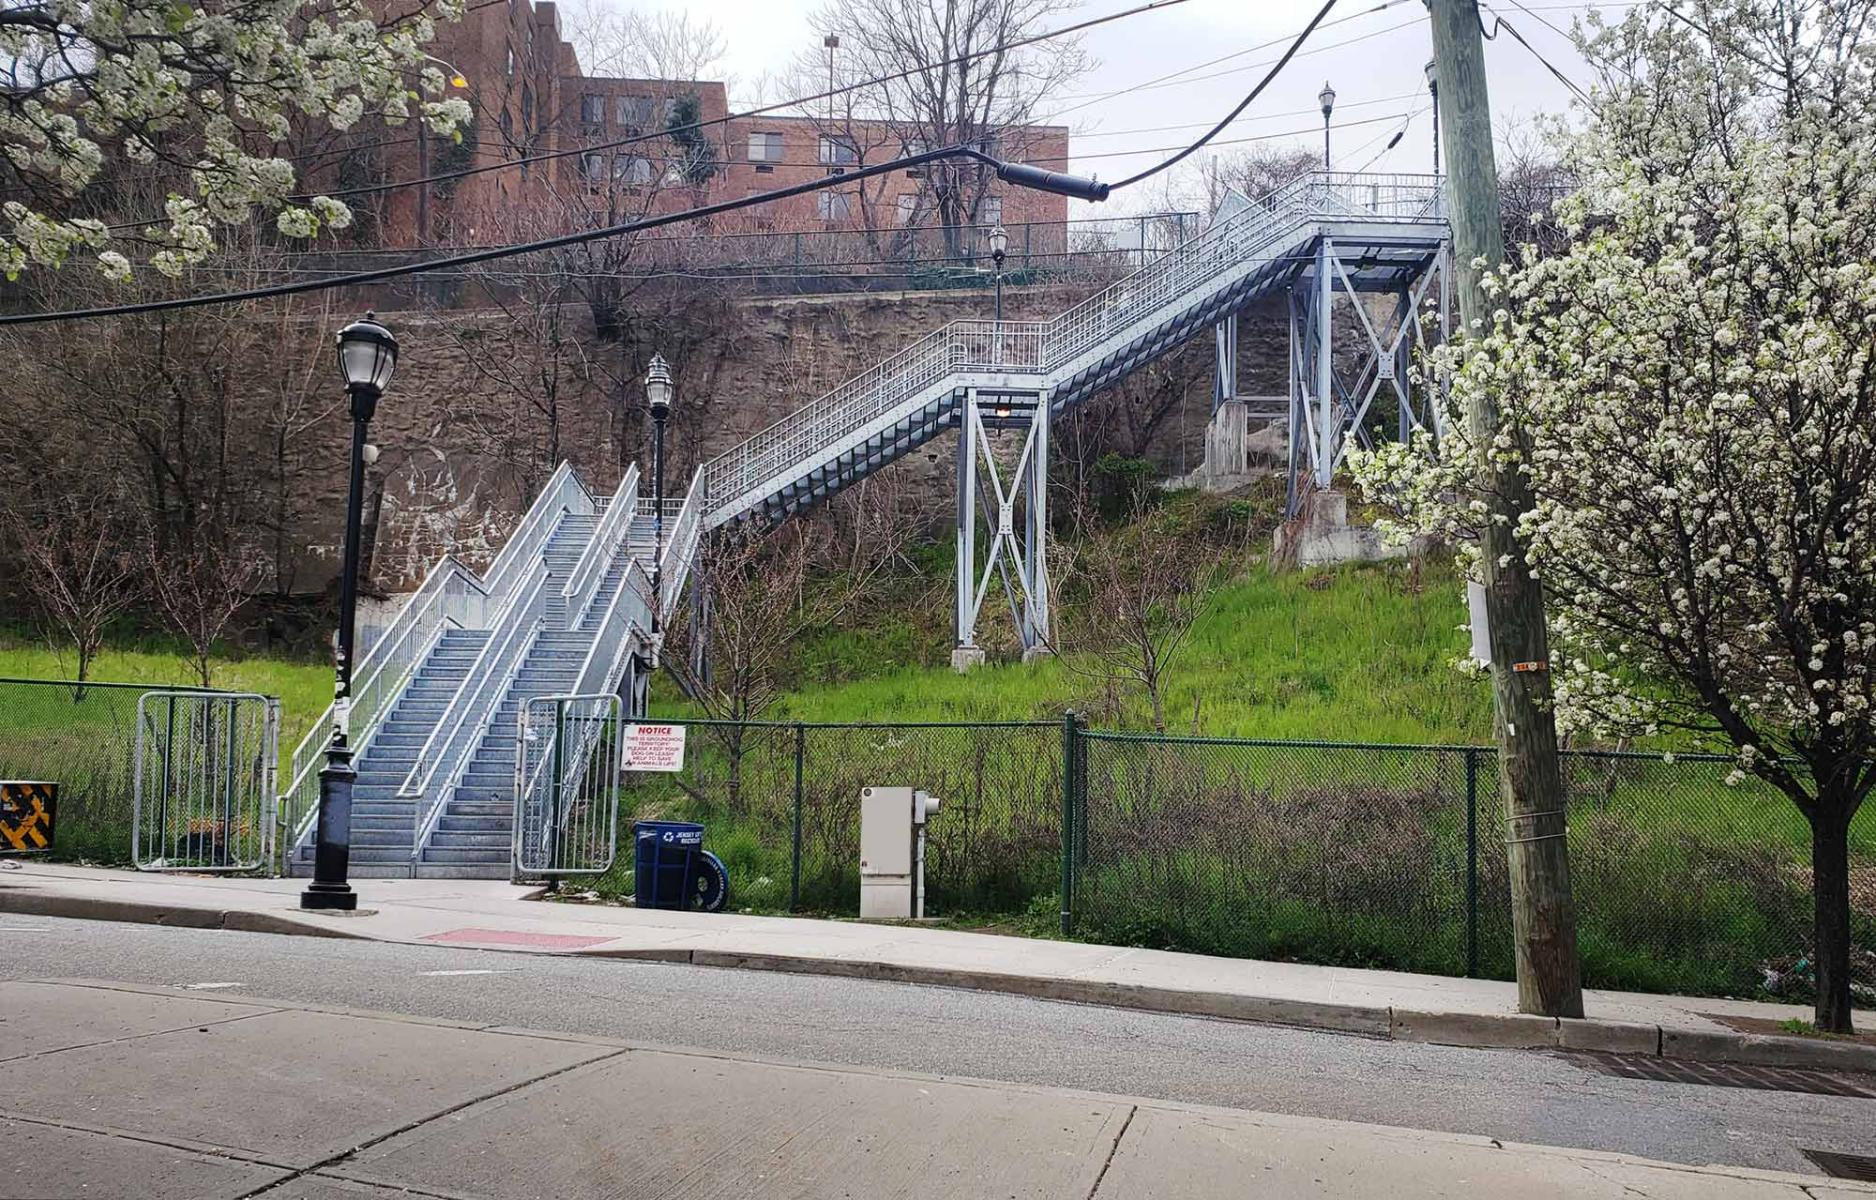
[0,781,57,854]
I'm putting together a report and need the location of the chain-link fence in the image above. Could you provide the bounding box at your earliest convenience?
[0,679,223,864]
[1072,731,1875,1000]
[586,720,1062,916]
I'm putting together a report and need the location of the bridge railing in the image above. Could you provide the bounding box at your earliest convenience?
[281,556,488,857]
[403,556,554,861]
[657,469,706,623]
[698,172,1444,521]
[562,465,639,629]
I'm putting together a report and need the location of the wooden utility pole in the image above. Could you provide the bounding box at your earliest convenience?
[1427,0,1583,1018]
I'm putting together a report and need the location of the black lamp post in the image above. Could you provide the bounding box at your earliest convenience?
[1425,60,1441,174]
[988,224,1008,323]
[302,312,397,912]
[1318,81,1336,170]
[645,353,673,636]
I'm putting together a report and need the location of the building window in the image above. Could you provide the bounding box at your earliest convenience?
[747,132,784,163]
[581,94,605,125]
[613,155,655,186]
[617,95,655,127]
[979,195,1003,226]
[894,193,919,225]
[817,189,853,221]
[521,85,534,131]
[580,152,605,180]
[504,45,515,77]
[819,135,858,166]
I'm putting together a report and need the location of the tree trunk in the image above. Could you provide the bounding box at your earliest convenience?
[1810,800,1857,1033]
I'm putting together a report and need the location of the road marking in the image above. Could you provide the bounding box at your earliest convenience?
[417,969,521,977]
[0,926,50,932]
[182,982,245,990]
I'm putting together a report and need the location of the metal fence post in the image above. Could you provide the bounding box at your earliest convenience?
[791,722,805,912]
[1465,747,1480,978]
[1060,710,1077,937]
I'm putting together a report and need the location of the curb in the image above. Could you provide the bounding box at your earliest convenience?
[0,889,367,940]
[12,887,1874,1075]
[597,948,1876,1073]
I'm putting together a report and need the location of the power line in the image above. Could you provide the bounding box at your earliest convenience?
[1112,0,1339,189]
[1480,3,1594,101]
[1042,13,1421,128]
[1,145,1071,325]
[292,0,1191,206]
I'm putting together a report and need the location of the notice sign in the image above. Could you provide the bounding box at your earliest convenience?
[623,723,687,772]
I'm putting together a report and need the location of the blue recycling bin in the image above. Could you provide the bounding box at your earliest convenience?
[632,821,731,911]
[634,821,703,910]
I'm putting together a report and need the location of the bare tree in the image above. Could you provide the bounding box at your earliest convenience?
[807,0,1094,256]
[0,489,143,684]
[1056,499,1224,732]
[662,479,916,810]
[146,526,266,688]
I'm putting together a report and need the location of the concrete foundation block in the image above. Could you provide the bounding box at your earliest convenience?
[950,646,987,672]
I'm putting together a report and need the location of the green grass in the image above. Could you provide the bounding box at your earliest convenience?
[0,635,333,740]
[668,555,1494,744]
[0,632,333,864]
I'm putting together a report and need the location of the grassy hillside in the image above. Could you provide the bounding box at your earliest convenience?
[704,547,1494,746]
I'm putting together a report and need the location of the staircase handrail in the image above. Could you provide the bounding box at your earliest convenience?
[657,468,706,622]
[697,172,1444,521]
[404,563,553,861]
[281,555,489,851]
[486,461,596,599]
[398,526,553,811]
[561,464,640,626]
[515,553,654,870]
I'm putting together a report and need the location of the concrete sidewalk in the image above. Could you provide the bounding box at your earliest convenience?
[3,978,1871,1200]
[4,861,1871,1073]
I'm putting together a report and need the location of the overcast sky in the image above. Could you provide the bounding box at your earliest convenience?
[626,0,1631,215]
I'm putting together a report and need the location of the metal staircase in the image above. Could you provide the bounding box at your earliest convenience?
[280,172,1444,881]
[695,172,1448,530]
[282,461,699,879]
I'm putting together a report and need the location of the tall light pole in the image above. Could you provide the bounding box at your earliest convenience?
[824,34,839,126]
[645,354,673,637]
[302,313,397,912]
[988,224,1008,323]
[1426,60,1441,174]
[1318,81,1336,170]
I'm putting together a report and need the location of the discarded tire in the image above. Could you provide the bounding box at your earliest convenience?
[694,850,730,913]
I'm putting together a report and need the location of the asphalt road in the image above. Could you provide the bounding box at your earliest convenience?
[2,915,1869,1178]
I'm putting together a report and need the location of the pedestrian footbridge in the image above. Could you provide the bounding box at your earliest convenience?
[283,171,1449,878]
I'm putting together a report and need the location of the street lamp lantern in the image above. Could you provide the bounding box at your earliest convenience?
[335,313,398,398]
[645,353,673,638]
[1318,81,1336,170]
[988,223,1009,326]
[645,353,673,418]
[303,311,399,913]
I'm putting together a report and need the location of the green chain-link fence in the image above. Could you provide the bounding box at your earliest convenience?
[1070,729,1875,1000]
[588,720,1063,916]
[5,677,1866,1003]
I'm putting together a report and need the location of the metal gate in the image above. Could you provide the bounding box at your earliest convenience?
[132,691,280,871]
[514,693,622,876]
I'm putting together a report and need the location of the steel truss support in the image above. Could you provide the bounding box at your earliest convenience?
[1212,313,1238,412]
[954,389,1051,668]
[1285,238,1453,517]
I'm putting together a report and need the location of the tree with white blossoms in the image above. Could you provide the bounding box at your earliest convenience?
[1355,0,1876,1031]
[0,0,471,279]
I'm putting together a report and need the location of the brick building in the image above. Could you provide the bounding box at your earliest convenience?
[323,0,1070,258]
